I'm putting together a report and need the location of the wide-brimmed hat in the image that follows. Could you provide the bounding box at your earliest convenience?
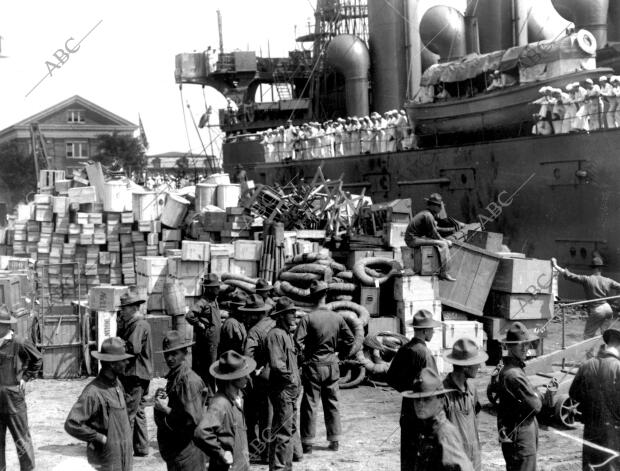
[119,292,145,307]
[410,310,442,329]
[0,305,16,324]
[501,322,538,344]
[424,193,443,207]
[591,255,606,267]
[402,368,456,399]
[309,280,328,297]
[209,350,256,380]
[158,330,195,353]
[239,294,270,313]
[271,296,297,318]
[202,273,220,287]
[603,328,620,344]
[226,290,249,310]
[255,278,273,293]
[91,337,134,361]
[443,338,489,366]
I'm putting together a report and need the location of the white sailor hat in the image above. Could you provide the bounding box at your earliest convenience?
[611,76,620,83]
[538,86,550,93]
[599,76,608,81]
[566,83,574,91]
[585,78,594,85]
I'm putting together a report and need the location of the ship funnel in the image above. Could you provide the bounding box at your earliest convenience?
[609,1,620,42]
[466,0,513,53]
[326,35,370,118]
[551,0,609,47]
[527,0,573,42]
[420,6,467,61]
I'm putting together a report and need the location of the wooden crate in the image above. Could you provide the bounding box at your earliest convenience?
[147,314,172,378]
[359,287,380,317]
[438,241,501,317]
[367,316,400,336]
[0,276,22,312]
[401,246,440,275]
[443,320,484,349]
[393,275,439,302]
[485,290,553,320]
[492,257,553,294]
[466,231,503,252]
[40,313,81,378]
[14,309,30,339]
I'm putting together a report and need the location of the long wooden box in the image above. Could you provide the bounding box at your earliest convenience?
[147,314,172,378]
[367,316,400,336]
[438,241,501,317]
[485,290,553,320]
[492,258,553,294]
[393,275,439,302]
[466,231,503,252]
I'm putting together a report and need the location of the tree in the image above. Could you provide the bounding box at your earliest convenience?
[175,155,190,178]
[0,141,36,206]
[93,133,146,175]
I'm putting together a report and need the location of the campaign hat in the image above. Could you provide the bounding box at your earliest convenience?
[270,296,297,318]
[209,350,256,380]
[402,368,456,399]
[254,278,273,293]
[501,321,538,344]
[0,305,16,324]
[410,309,442,329]
[91,337,134,361]
[424,193,443,206]
[158,330,195,353]
[443,338,489,366]
[119,292,145,307]
[202,273,220,287]
[238,294,270,313]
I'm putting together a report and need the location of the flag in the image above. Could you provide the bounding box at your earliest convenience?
[138,113,149,150]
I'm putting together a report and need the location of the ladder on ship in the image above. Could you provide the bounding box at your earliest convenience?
[272,68,293,101]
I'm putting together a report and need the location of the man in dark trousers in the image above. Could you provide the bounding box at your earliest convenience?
[442,338,488,471]
[117,291,153,457]
[219,290,249,355]
[244,292,276,463]
[496,322,542,471]
[386,309,441,471]
[65,337,134,471]
[194,350,255,471]
[404,193,456,281]
[187,273,222,392]
[553,256,620,339]
[154,330,207,471]
[266,296,301,471]
[402,367,474,470]
[0,305,41,471]
[295,281,354,453]
[570,327,620,470]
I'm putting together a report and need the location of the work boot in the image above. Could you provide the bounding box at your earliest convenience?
[302,443,313,454]
[439,272,456,282]
[328,441,339,451]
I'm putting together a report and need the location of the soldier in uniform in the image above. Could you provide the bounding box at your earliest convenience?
[244,292,277,464]
[496,322,542,471]
[0,305,41,471]
[116,291,152,457]
[65,338,134,471]
[219,291,249,355]
[442,338,488,471]
[402,368,473,470]
[254,279,275,312]
[266,297,301,471]
[154,330,207,471]
[386,310,441,471]
[187,274,222,392]
[194,350,256,471]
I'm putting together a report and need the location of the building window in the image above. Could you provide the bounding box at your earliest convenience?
[66,142,88,158]
[67,110,85,123]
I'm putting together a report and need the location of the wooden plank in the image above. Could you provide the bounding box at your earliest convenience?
[523,336,604,375]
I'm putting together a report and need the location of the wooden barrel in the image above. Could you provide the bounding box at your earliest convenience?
[161,193,189,228]
[216,184,240,210]
[163,279,186,315]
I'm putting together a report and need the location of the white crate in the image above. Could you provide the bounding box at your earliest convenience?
[167,257,209,277]
[210,256,230,276]
[89,285,129,311]
[233,240,262,261]
[136,273,166,294]
[170,275,202,296]
[384,222,408,249]
[229,259,258,278]
[211,243,235,257]
[431,350,453,375]
[135,256,168,277]
[181,241,211,261]
[442,320,484,350]
[394,275,439,302]
[68,186,97,204]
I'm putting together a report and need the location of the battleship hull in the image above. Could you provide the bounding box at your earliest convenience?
[224,129,620,298]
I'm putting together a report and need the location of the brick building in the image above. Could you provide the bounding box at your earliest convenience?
[0,95,137,174]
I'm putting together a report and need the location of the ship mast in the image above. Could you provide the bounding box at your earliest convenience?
[217,10,224,54]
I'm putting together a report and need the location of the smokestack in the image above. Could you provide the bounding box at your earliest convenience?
[466,0,513,53]
[552,0,609,47]
[465,15,481,54]
[420,6,467,61]
[404,0,422,102]
[368,0,408,113]
[609,0,620,42]
[513,0,529,46]
[325,35,370,118]
[527,0,573,42]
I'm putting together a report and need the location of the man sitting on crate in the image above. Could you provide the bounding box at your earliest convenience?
[404,193,456,281]
[0,305,41,471]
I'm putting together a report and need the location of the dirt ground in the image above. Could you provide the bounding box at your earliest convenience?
[5,316,591,470]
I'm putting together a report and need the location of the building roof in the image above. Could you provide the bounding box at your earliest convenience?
[0,95,137,140]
